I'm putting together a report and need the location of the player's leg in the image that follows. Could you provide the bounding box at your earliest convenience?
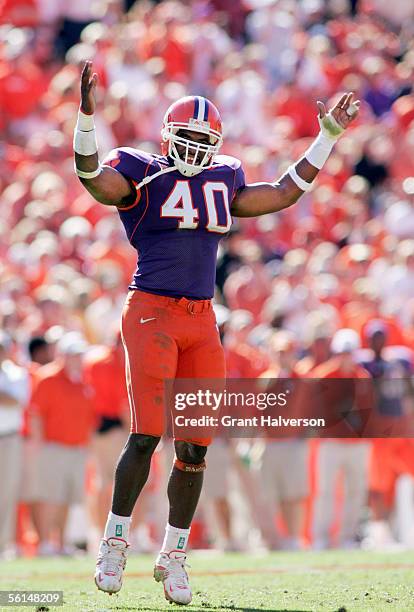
[113,436,160,517]
[95,433,161,594]
[96,291,178,594]
[154,440,208,604]
[108,293,178,521]
[155,312,225,605]
[163,311,225,541]
[168,440,207,527]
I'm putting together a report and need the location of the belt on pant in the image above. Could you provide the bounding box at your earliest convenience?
[135,290,212,314]
[173,296,212,314]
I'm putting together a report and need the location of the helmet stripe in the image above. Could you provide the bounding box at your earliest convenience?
[196,96,205,121]
[193,97,199,119]
[203,98,209,121]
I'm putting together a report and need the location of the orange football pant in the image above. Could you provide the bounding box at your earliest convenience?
[121,289,225,446]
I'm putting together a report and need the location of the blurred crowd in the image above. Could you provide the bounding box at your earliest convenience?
[1,0,414,556]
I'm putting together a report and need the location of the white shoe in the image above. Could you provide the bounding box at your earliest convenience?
[94,537,129,595]
[154,550,192,605]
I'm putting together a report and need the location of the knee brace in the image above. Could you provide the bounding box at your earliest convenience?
[127,433,160,456]
[174,441,207,473]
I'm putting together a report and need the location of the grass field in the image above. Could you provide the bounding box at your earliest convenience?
[2,550,414,612]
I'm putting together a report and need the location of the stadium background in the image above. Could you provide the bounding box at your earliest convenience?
[1,0,414,560]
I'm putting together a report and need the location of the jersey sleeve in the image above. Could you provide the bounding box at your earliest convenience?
[234,162,246,195]
[101,147,152,209]
[101,147,150,181]
[230,160,246,203]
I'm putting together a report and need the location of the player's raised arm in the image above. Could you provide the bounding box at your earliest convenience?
[74,61,136,207]
[231,92,360,218]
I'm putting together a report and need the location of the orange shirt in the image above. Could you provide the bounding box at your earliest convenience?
[84,347,128,419]
[309,357,371,442]
[31,362,95,446]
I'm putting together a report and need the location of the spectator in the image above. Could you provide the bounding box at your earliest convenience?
[359,321,414,548]
[0,332,30,556]
[311,329,372,549]
[259,331,309,550]
[19,336,53,546]
[30,332,95,555]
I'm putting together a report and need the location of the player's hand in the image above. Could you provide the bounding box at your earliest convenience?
[316,92,360,138]
[80,60,98,114]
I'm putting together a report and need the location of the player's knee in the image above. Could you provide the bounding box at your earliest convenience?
[127,433,160,456]
[174,441,207,472]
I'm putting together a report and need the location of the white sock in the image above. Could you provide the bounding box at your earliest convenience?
[104,511,131,542]
[161,523,190,554]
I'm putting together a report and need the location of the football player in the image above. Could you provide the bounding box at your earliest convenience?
[75,60,359,605]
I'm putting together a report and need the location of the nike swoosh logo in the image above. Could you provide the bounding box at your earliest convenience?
[140,317,156,324]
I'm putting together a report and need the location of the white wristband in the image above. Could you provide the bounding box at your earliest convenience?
[75,164,101,179]
[77,109,95,130]
[287,164,312,192]
[304,131,335,170]
[73,109,98,156]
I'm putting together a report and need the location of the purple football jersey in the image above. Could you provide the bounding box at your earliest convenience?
[102,148,246,299]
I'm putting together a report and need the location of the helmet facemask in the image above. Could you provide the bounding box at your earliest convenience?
[161,122,223,177]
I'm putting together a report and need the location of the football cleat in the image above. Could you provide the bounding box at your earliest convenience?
[154,550,192,605]
[94,537,129,595]
[161,96,223,177]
